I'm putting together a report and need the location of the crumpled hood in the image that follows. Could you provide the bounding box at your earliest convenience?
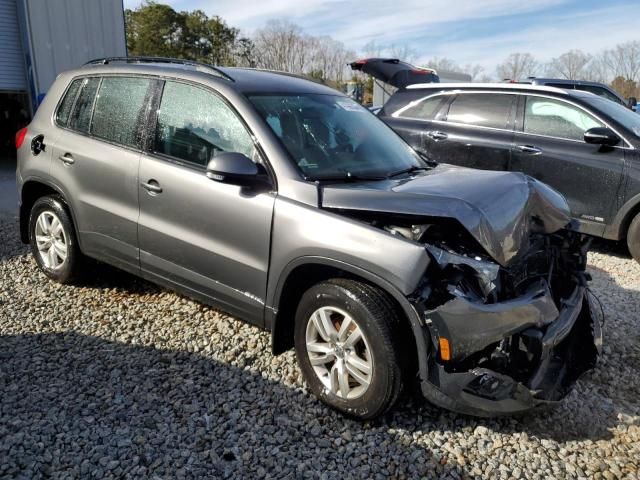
[321,164,571,266]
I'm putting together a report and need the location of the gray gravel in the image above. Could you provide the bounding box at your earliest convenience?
[1,212,639,480]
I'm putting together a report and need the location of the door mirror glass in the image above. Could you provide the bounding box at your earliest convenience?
[206,152,261,186]
[628,97,638,109]
[584,127,621,146]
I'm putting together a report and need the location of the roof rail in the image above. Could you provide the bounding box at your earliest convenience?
[83,57,234,82]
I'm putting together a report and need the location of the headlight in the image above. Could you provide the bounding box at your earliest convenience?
[384,224,430,241]
[426,244,499,297]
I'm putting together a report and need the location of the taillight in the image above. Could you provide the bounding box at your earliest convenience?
[15,127,28,149]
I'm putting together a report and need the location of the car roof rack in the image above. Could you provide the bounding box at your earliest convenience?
[83,56,234,82]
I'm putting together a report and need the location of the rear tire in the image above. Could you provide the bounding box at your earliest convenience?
[294,278,406,419]
[627,213,640,263]
[29,195,83,284]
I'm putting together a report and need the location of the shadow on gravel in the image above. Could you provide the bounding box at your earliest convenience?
[0,331,464,479]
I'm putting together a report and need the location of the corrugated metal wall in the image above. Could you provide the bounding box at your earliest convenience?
[0,0,26,91]
[22,0,126,100]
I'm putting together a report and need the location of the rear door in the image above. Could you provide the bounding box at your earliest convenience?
[426,92,516,170]
[138,80,275,324]
[50,75,154,272]
[510,94,625,235]
[381,90,450,156]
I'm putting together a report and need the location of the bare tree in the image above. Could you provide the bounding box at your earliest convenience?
[253,20,308,73]
[602,40,640,82]
[389,44,418,63]
[463,63,485,81]
[582,53,611,83]
[424,56,460,72]
[496,53,538,80]
[546,50,592,79]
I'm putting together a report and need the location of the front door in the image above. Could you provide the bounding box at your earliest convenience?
[510,94,625,235]
[138,80,275,324]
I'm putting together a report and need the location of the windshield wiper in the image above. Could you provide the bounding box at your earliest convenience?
[386,165,430,179]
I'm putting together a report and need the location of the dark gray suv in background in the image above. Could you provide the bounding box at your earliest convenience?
[16,58,601,418]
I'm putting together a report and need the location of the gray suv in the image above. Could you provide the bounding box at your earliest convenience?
[16,57,601,418]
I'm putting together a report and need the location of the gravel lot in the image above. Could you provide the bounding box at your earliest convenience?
[1,205,639,479]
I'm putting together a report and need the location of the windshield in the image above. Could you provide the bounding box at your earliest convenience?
[583,96,640,138]
[248,94,426,180]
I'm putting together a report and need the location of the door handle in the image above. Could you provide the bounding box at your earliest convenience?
[515,145,543,155]
[427,131,448,141]
[141,180,162,194]
[58,153,75,165]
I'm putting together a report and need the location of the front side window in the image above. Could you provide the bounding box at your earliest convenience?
[446,93,514,129]
[582,95,640,138]
[524,96,603,141]
[91,77,153,148]
[68,77,100,133]
[56,79,82,127]
[154,81,254,167]
[394,94,446,120]
[248,94,425,180]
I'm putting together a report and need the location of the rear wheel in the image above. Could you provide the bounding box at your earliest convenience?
[627,213,640,263]
[294,278,405,419]
[29,195,83,284]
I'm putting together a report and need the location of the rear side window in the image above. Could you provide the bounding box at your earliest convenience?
[91,77,153,148]
[524,96,603,141]
[154,81,254,167]
[68,77,100,133]
[55,79,82,126]
[394,94,446,120]
[446,93,514,129]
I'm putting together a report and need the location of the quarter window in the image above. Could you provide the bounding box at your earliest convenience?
[154,81,254,167]
[91,77,153,148]
[56,79,82,127]
[524,96,603,141]
[68,77,100,134]
[446,93,514,129]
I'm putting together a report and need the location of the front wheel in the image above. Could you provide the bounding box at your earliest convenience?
[294,279,406,419]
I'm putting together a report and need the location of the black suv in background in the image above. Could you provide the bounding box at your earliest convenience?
[521,77,633,108]
[379,83,640,261]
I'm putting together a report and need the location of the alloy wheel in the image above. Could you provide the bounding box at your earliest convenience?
[34,211,68,270]
[305,306,373,399]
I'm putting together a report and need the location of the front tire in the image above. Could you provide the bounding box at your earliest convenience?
[29,195,83,284]
[294,278,405,419]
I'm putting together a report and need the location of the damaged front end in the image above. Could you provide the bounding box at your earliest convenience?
[409,225,603,416]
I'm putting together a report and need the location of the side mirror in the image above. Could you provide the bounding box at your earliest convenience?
[206,152,266,187]
[584,127,620,147]
[628,96,637,109]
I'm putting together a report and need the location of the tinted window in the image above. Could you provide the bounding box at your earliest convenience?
[576,85,623,104]
[524,96,603,141]
[583,96,640,138]
[68,77,100,133]
[395,94,445,120]
[447,93,514,129]
[91,77,152,148]
[56,79,82,127]
[155,81,254,167]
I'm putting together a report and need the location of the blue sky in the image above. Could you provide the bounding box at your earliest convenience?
[123,0,639,73]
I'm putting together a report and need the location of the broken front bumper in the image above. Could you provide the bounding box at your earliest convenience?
[420,283,602,417]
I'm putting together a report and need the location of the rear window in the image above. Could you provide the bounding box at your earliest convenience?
[91,77,152,148]
[55,79,82,127]
[68,77,100,134]
[446,93,515,129]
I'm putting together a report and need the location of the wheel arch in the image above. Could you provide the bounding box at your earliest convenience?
[604,192,640,242]
[20,179,80,246]
[269,256,430,382]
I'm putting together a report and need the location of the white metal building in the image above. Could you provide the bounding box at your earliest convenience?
[0,0,126,154]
